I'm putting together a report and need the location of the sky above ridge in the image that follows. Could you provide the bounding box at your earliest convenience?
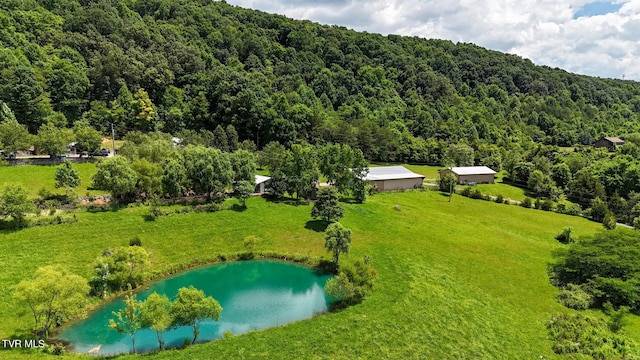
[226,0,640,81]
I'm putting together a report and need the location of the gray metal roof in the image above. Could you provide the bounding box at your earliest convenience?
[446,166,496,176]
[364,166,425,181]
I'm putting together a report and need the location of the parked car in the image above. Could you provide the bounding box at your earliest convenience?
[0,150,15,160]
[90,148,110,157]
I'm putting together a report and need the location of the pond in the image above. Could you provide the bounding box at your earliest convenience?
[58,260,333,355]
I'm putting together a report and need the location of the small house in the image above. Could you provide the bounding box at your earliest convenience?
[439,166,496,185]
[593,137,625,149]
[254,175,271,195]
[364,166,425,191]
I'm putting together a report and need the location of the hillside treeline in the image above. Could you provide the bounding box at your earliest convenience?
[2,0,640,164]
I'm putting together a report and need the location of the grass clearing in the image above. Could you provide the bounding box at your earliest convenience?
[0,163,100,198]
[0,187,612,359]
[473,171,529,202]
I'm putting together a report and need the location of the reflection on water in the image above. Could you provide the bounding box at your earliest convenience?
[59,260,332,355]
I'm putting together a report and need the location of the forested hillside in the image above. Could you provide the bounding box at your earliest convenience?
[2,0,640,158]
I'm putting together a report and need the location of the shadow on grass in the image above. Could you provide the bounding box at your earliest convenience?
[265,196,309,206]
[337,195,363,204]
[229,204,247,212]
[86,203,127,213]
[305,219,329,232]
[142,214,156,222]
[0,219,27,234]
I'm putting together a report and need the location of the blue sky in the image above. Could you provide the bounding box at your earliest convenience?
[574,1,623,18]
[227,0,640,81]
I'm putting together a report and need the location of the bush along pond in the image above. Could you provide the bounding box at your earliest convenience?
[58,260,333,355]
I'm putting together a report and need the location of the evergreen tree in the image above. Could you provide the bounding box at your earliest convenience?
[311,187,344,223]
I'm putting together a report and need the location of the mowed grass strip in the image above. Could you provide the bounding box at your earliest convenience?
[0,163,99,198]
[0,190,607,359]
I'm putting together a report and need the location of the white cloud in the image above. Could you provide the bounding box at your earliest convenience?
[226,0,640,80]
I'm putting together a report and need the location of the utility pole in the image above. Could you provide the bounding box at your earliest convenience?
[111,123,115,156]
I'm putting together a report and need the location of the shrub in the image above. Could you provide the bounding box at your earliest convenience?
[547,313,639,357]
[495,194,504,204]
[604,302,630,333]
[521,197,532,208]
[541,200,554,211]
[469,188,483,199]
[555,227,574,244]
[534,198,542,209]
[325,258,377,308]
[460,186,472,197]
[603,212,617,230]
[557,203,582,216]
[439,173,456,192]
[129,237,142,247]
[243,235,260,251]
[590,197,609,222]
[557,283,593,310]
[635,216,640,230]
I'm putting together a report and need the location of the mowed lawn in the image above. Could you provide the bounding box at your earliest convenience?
[475,171,529,202]
[0,163,100,198]
[0,188,614,359]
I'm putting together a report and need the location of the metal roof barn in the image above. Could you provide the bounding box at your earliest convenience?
[439,166,496,185]
[364,166,424,191]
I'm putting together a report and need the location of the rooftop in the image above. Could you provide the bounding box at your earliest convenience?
[444,166,497,176]
[255,175,271,185]
[364,166,425,181]
[603,137,625,143]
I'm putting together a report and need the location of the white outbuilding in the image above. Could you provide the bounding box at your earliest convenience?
[439,166,496,184]
[254,175,271,195]
[364,166,425,191]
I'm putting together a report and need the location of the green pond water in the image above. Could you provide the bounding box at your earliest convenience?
[59,260,333,355]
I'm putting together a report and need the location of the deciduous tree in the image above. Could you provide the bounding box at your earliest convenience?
[0,184,34,223]
[109,293,143,353]
[92,156,138,201]
[170,286,222,344]
[73,121,102,155]
[0,110,32,154]
[324,222,351,265]
[34,123,74,157]
[140,292,173,350]
[13,265,88,339]
[54,160,80,198]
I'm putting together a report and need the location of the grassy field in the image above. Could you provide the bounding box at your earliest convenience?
[101,139,125,153]
[0,185,618,359]
[0,163,100,198]
[475,171,529,202]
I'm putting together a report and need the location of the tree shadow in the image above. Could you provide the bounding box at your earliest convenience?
[265,196,309,206]
[229,204,247,212]
[305,219,329,232]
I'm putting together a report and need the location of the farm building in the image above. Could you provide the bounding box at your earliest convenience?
[254,175,271,195]
[439,166,496,184]
[364,166,425,191]
[593,136,625,149]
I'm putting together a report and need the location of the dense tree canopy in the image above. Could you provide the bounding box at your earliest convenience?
[550,229,640,312]
[3,0,640,223]
[1,0,640,160]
